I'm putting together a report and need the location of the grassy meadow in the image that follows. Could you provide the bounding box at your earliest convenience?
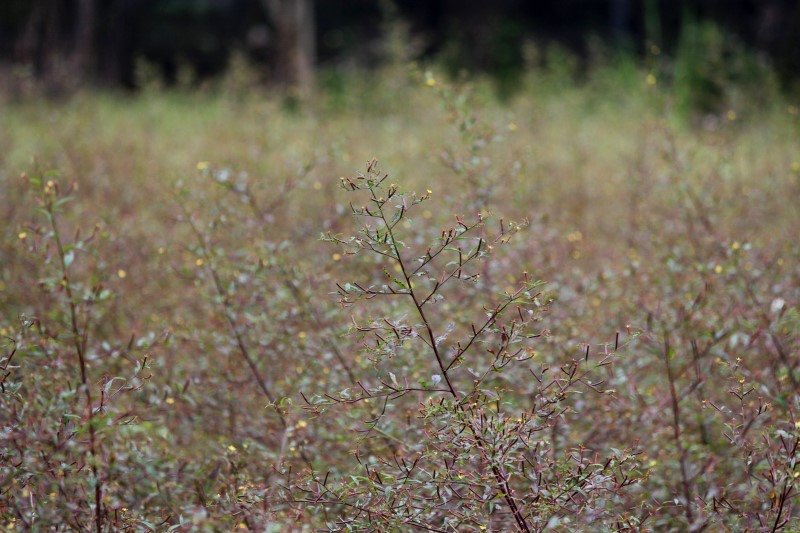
[1,61,799,530]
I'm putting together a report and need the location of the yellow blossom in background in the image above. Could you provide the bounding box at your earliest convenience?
[196,161,210,171]
[646,73,657,86]
[117,269,127,279]
[195,258,204,266]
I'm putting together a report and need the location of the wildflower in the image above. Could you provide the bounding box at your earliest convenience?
[195,258,204,267]
[165,397,175,405]
[646,73,657,86]
[117,269,127,279]
[18,231,27,240]
[332,253,342,261]
[196,161,210,171]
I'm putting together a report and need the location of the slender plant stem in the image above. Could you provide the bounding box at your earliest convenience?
[49,199,103,532]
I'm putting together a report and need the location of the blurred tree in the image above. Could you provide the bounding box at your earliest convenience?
[262,0,315,93]
[72,0,97,77]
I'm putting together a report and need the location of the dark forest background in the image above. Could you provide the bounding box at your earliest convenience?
[1,0,799,95]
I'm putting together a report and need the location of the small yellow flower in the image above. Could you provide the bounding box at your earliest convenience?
[646,73,657,86]
[117,269,127,279]
[714,264,723,274]
[298,331,307,339]
[426,189,433,195]
[158,246,165,254]
[332,253,342,261]
[18,231,27,240]
[425,77,436,87]
[731,241,741,251]
[313,181,322,190]
[165,397,175,405]
[296,420,308,429]
[195,258,204,267]
[726,110,737,121]
[196,161,210,171]
[567,230,583,242]
[227,444,237,453]
[507,122,518,131]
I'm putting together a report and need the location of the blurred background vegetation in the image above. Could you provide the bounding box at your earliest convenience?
[1,0,799,108]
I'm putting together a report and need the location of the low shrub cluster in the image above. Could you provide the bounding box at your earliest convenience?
[1,66,798,530]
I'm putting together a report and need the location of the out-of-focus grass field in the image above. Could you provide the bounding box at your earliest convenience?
[1,62,799,530]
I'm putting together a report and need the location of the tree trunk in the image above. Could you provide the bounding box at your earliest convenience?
[263,0,315,93]
[72,0,97,81]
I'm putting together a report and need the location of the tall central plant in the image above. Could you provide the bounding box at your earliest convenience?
[292,160,644,530]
